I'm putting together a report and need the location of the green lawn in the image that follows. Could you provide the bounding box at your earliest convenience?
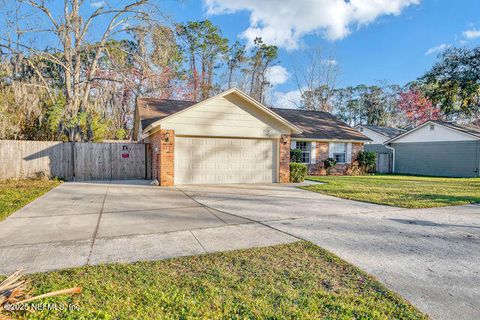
[2,242,426,320]
[305,174,480,209]
[0,179,61,221]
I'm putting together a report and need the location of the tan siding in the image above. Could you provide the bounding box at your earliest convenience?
[161,95,290,138]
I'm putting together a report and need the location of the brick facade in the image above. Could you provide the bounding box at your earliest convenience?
[145,129,175,186]
[279,135,291,183]
[307,141,365,176]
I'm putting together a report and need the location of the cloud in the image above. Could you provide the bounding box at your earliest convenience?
[266,65,289,86]
[272,90,302,109]
[425,43,450,56]
[463,28,480,39]
[322,59,338,66]
[91,1,106,8]
[204,0,420,49]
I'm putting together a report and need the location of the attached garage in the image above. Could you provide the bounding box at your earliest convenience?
[175,137,277,184]
[136,88,301,185]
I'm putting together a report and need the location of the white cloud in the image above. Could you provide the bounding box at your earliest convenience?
[91,1,106,8]
[272,90,302,109]
[266,65,289,86]
[425,43,450,56]
[463,28,480,39]
[205,0,420,49]
[322,59,338,66]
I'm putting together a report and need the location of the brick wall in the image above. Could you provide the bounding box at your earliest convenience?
[307,141,365,176]
[144,129,175,186]
[279,135,291,183]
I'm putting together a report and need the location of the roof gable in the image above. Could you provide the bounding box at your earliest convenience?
[139,88,301,137]
[386,121,480,144]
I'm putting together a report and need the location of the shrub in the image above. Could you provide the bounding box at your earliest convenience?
[290,148,302,163]
[290,162,308,183]
[323,158,337,175]
[345,161,364,176]
[356,151,376,173]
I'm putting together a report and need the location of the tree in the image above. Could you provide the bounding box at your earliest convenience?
[397,86,441,126]
[248,37,278,103]
[293,48,338,112]
[176,20,229,101]
[1,0,152,141]
[420,47,480,123]
[226,41,246,89]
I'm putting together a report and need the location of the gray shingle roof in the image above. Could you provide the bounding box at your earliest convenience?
[360,125,405,138]
[270,108,371,141]
[137,98,196,129]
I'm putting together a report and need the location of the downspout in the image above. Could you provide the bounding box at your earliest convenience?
[384,143,395,174]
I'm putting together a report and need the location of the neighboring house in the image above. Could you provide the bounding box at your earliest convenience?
[355,125,405,173]
[134,88,371,186]
[385,120,480,178]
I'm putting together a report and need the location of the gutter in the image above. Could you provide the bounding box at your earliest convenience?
[384,143,396,173]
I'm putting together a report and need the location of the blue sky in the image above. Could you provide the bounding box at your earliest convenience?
[8,0,480,107]
[159,0,480,106]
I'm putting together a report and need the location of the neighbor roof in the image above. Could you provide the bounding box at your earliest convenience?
[359,125,405,138]
[385,120,480,143]
[270,108,371,141]
[137,98,196,129]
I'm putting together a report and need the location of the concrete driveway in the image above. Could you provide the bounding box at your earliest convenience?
[0,181,478,320]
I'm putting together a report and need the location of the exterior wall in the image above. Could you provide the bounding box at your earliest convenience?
[365,143,393,154]
[160,94,291,138]
[395,123,476,143]
[144,129,175,186]
[365,143,393,174]
[307,141,365,175]
[279,135,291,183]
[357,127,388,144]
[393,141,480,178]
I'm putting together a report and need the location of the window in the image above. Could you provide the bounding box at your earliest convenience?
[295,141,311,164]
[331,143,347,164]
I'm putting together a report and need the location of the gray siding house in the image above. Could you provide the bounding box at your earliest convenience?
[355,125,405,173]
[385,121,480,178]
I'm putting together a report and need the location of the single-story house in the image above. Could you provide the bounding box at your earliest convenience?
[355,125,405,173]
[133,88,371,185]
[385,120,480,178]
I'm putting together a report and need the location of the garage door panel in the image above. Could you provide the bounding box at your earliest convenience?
[175,137,277,184]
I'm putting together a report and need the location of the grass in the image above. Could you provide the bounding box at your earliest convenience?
[305,174,480,209]
[0,179,61,221]
[1,242,426,320]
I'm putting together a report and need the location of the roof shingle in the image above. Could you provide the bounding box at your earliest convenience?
[137,98,195,129]
[360,125,405,138]
[270,108,371,141]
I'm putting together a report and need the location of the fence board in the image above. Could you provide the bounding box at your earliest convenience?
[0,140,147,181]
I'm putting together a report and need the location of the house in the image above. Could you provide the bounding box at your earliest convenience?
[384,120,480,178]
[134,88,371,186]
[355,125,405,173]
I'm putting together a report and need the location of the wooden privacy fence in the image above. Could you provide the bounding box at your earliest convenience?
[0,140,149,181]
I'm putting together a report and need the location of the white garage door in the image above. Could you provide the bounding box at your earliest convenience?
[175,137,277,184]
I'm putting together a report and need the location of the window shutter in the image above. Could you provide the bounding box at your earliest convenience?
[310,142,316,164]
[291,141,296,149]
[346,143,352,163]
[328,143,334,158]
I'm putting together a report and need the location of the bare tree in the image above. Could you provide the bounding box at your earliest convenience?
[5,0,152,141]
[292,48,338,112]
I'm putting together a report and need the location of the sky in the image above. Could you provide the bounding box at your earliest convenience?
[9,0,480,108]
[157,0,480,107]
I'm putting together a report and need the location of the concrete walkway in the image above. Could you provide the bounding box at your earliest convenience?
[0,181,479,320]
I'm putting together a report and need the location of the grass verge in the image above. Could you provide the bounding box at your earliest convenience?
[0,179,61,221]
[1,241,426,319]
[305,174,480,208]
